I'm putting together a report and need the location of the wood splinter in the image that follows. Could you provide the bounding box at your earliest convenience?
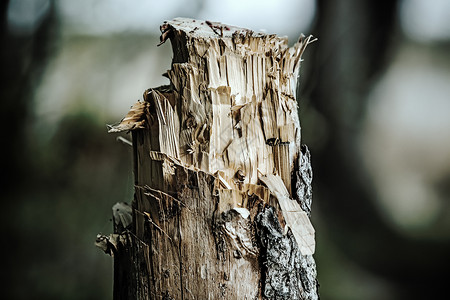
[158,22,173,46]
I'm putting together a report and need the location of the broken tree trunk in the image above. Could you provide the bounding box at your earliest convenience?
[101,18,318,299]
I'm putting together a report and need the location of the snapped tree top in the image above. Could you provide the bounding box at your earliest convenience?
[101,17,318,300]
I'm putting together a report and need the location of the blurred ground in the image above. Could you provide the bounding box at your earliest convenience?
[1,0,450,299]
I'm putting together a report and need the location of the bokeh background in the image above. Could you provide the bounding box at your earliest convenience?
[2,0,450,299]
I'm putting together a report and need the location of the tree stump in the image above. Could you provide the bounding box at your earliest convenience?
[99,18,318,299]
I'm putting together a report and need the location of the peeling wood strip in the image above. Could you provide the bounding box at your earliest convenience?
[107,101,148,133]
[140,210,173,242]
[259,174,315,255]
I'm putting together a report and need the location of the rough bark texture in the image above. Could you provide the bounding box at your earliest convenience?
[100,18,318,299]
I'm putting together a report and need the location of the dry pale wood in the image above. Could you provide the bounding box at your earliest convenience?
[101,17,318,299]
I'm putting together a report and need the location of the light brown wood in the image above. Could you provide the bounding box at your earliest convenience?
[102,18,318,299]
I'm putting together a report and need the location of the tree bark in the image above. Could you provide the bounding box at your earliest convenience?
[99,18,318,299]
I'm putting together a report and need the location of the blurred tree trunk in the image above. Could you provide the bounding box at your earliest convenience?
[303,0,450,298]
[1,2,59,297]
[100,18,318,299]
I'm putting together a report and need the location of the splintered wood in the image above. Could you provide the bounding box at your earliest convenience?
[108,18,318,299]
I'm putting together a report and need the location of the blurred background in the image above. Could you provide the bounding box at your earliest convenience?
[1,0,450,299]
